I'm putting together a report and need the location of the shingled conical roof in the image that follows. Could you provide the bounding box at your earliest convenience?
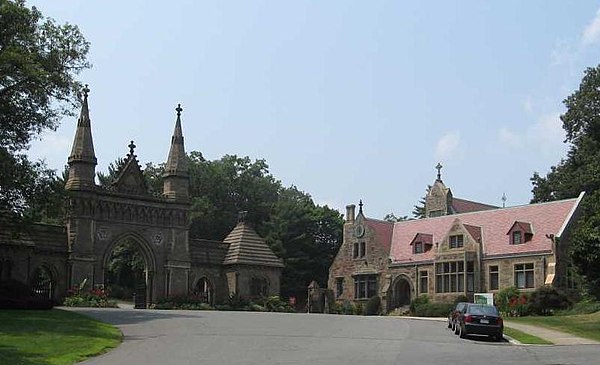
[68,85,97,165]
[223,213,284,268]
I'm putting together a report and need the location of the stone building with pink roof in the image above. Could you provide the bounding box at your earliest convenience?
[328,170,584,311]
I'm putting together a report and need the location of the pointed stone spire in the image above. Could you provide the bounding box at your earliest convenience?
[163,104,189,201]
[66,84,97,190]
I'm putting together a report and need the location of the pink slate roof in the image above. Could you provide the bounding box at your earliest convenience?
[387,194,583,263]
[363,217,394,252]
[452,197,498,214]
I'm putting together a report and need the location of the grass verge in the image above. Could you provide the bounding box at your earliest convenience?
[0,308,122,365]
[508,311,600,342]
[504,327,553,345]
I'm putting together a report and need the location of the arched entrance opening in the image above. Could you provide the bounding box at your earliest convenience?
[103,235,155,308]
[193,277,214,305]
[31,265,55,300]
[389,276,412,310]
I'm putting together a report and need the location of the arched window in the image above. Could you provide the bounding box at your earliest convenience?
[31,266,54,299]
[194,277,214,304]
[250,277,268,297]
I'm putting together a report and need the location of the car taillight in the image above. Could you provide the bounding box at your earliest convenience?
[464,315,473,323]
[497,317,503,326]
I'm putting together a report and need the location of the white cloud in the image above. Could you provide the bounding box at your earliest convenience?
[522,96,533,113]
[498,113,566,156]
[435,131,461,162]
[582,8,600,46]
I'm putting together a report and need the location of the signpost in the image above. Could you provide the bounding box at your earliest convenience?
[474,293,494,305]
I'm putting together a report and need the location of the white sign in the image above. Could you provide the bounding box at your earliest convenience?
[474,293,494,305]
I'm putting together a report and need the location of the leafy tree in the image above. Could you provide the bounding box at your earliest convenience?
[0,0,90,216]
[105,238,146,300]
[383,212,408,222]
[530,65,600,297]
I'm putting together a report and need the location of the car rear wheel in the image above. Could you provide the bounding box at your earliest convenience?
[447,320,452,329]
[453,322,460,335]
[459,325,466,339]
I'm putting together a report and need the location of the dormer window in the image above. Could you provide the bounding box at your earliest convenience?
[507,221,533,245]
[449,234,464,249]
[411,233,433,254]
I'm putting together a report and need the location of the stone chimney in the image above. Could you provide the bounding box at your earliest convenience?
[345,204,356,223]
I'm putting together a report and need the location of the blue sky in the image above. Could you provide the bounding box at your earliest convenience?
[27,1,600,219]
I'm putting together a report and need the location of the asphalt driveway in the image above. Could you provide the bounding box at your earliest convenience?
[70,308,600,365]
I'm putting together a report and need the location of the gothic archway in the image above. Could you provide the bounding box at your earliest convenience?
[30,265,56,300]
[193,277,214,305]
[389,275,413,310]
[102,233,156,308]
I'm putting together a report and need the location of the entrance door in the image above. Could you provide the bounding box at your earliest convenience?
[391,278,411,309]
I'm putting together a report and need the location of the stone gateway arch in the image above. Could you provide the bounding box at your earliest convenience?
[0,87,283,306]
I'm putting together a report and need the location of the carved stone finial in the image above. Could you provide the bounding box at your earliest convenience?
[502,192,507,208]
[436,162,443,181]
[359,199,363,214]
[128,140,136,156]
[82,84,90,99]
[176,103,183,117]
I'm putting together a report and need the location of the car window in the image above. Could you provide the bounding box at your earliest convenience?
[468,304,498,316]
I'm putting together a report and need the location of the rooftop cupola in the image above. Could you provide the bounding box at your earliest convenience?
[65,84,97,190]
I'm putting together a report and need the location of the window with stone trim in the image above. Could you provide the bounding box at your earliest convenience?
[353,242,359,259]
[335,277,344,298]
[353,242,366,259]
[429,210,443,218]
[449,235,464,249]
[466,261,475,292]
[435,261,464,293]
[514,263,534,289]
[354,275,377,299]
[419,270,428,295]
[489,265,499,290]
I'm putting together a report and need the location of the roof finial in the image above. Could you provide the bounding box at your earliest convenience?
[435,162,443,181]
[359,199,363,214]
[82,84,90,99]
[176,103,183,117]
[502,192,507,208]
[238,210,248,223]
[128,140,136,156]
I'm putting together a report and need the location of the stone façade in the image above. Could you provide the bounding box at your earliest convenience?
[328,170,584,312]
[0,89,283,306]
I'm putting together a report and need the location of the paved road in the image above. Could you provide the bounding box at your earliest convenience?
[71,308,600,365]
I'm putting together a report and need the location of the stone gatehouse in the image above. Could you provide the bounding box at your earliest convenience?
[0,88,283,305]
[328,167,584,311]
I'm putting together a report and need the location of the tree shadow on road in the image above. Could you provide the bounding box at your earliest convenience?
[63,307,202,326]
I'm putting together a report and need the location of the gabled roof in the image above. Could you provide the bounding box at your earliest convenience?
[112,146,148,195]
[363,217,394,252]
[506,221,533,235]
[222,222,284,268]
[452,198,498,214]
[383,193,583,263]
[410,233,433,245]
[464,224,482,242]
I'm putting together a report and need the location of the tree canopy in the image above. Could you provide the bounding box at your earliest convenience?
[0,0,90,216]
[530,64,600,297]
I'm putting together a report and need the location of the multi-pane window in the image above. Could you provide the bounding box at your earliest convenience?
[514,263,534,289]
[435,261,464,293]
[449,235,464,249]
[489,265,499,290]
[466,261,475,292]
[512,231,522,245]
[414,242,423,254]
[336,277,344,298]
[429,210,443,218]
[353,242,366,259]
[419,270,428,295]
[354,275,377,299]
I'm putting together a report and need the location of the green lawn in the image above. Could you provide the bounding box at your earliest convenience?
[509,311,600,342]
[503,327,553,345]
[0,309,122,365]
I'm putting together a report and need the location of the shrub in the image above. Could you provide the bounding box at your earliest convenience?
[262,296,295,313]
[496,286,529,316]
[454,295,469,304]
[340,300,356,315]
[354,302,364,315]
[154,294,213,310]
[63,286,117,308]
[528,286,571,315]
[559,295,600,315]
[413,302,454,317]
[365,296,381,315]
[409,295,429,315]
